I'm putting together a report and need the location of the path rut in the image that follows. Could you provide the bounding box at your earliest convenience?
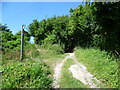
[52,53,72,88]
[69,53,100,88]
[52,52,101,88]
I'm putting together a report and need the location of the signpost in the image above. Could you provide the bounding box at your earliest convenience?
[20,25,25,61]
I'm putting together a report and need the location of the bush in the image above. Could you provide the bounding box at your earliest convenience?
[50,44,64,54]
[42,43,64,54]
[24,43,41,59]
[2,60,52,88]
[43,34,56,45]
[2,50,20,61]
[2,43,41,61]
[2,43,52,88]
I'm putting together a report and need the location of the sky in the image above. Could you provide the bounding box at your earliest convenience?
[2,2,83,43]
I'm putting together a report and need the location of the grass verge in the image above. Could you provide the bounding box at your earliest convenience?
[75,47,118,88]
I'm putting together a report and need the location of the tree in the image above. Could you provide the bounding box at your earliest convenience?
[28,16,69,51]
[1,24,31,53]
[92,2,120,53]
[0,24,14,53]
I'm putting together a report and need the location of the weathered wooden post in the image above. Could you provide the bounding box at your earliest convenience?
[20,25,25,61]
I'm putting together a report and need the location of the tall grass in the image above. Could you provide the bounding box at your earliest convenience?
[36,44,68,75]
[41,43,64,54]
[2,43,52,88]
[2,60,52,88]
[75,47,119,88]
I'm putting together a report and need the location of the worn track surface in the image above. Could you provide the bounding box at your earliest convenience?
[69,53,100,88]
[52,53,101,88]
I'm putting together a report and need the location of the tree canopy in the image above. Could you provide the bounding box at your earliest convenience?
[1,24,30,53]
[28,2,120,54]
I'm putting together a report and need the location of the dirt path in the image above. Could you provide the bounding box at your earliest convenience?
[69,53,100,88]
[52,53,72,88]
[52,52,101,88]
[35,45,101,88]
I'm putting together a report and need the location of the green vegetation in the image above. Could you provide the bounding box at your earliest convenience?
[28,3,120,87]
[2,59,52,88]
[60,58,88,88]
[36,45,68,74]
[28,2,120,54]
[92,2,120,52]
[2,44,52,88]
[1,24,30,53]
[1,2,120,88]
[75,47,119,88]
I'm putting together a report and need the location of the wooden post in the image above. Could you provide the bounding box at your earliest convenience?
[20,25,24,61]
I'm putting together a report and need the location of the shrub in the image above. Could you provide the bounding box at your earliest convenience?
[2,43,52,88]
[2,50,20,61]
[43,34,56,45]
[2,60,52,88]
[49,44,64,54]
[42,43,64,54]
[24,43,41,59]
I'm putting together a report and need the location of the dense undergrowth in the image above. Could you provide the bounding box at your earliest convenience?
[75,47,119,88]
[2,60,52,88]
[1,43,52,88]
[36,44,68,75]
